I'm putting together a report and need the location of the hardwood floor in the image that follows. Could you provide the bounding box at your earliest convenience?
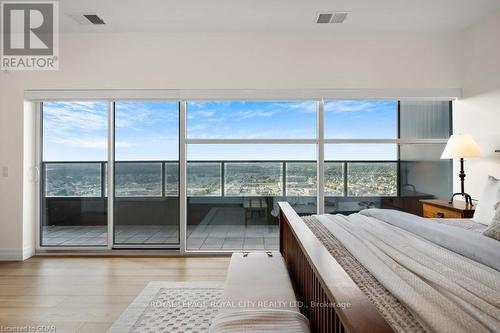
[0,256,230,333]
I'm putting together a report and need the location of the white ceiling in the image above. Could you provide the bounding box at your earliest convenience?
[59,0,500,33]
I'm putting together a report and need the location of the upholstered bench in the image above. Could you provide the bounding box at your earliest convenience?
[209,252,310,332]
[221,252,300,313]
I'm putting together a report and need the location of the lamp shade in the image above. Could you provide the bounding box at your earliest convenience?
[441,133,481,159]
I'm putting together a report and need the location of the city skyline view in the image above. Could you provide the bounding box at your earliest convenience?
[44,160,398,198]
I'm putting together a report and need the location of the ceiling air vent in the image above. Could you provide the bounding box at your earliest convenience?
[331,12,348,23]
[316,12,349,24]
[68,13,105,25]
[316,13,333,24]
[83,14,105,25]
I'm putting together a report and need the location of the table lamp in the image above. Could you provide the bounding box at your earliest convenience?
[440,133,480,205]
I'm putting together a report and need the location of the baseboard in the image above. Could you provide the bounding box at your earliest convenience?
[0,248,23,261]
[0,246,35,261]
[23,245,35,260]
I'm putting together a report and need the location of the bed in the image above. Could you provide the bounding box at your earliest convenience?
[278,202,500,333]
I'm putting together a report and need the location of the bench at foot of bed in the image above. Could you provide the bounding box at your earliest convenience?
[210,252,310,333]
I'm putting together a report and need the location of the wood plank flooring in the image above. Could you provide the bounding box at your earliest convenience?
[0,256,230,333]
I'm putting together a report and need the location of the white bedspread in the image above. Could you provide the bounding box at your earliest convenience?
[209,309,310,333]
[315,213,500,333]
[362,209,500,270]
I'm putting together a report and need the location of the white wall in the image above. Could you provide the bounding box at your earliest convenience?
[453,11,500,199]
[0,87,25,260]
[0,30,464,260]
[22,102,37,260]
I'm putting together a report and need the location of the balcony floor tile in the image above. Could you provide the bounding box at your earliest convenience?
[42,221,278,251]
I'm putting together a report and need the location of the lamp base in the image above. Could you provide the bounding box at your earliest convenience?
[449,192,474,206]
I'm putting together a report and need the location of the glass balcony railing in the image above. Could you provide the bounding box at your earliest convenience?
[42,160,399,198]
[42,160,441,250]
[44,162,106,197]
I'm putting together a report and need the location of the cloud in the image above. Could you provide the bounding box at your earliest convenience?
[49,136,108,149]
[187,126,313,139]
[115,141,136,148]
[324,100,395,113]
[192,110,215,117]
[271,101,317,113]
[43,102,109,153]
[185,101,318,139]
[115,102,178,128]
[43,100,321,155]
[43,101,108,132]
[43,101,181,154]
[187,101,316,124]
[237,109,276,119]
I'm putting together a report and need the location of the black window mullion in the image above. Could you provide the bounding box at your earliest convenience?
[221,162,225,197]
[101,162,106,198]
[161,162,166,197]
[343,162,348,197]
[283,162,287,197]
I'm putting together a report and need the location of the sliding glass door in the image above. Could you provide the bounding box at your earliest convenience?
[185,101,317,251]
[41,102,109,247]
[40,101,180,248]
[113,102,180,246]
[39,97,452,252]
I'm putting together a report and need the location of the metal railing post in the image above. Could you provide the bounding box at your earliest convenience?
[343,162,348,197]
[161,162,166,197]
[221,161,225,197]
[282,162,287,197]
[101,162,106,198]
[317,100,325,214]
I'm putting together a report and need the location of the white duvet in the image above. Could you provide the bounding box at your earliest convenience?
[315,211,500,333]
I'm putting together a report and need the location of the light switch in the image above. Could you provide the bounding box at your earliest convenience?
[2,166,8,177]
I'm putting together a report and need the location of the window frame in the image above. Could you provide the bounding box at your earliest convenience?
[35,96,452,254]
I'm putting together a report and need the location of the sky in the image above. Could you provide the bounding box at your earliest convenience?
[43,100,398,161]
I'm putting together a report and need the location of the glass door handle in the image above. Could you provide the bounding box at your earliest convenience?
[33,166,40,182]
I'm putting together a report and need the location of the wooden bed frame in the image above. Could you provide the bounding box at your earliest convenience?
[278,202,395,333]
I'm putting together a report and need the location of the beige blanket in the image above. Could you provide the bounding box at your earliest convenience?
[316,213,500,333]
[209,309,310,333]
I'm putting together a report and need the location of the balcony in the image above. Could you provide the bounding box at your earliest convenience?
[41,160,408,250]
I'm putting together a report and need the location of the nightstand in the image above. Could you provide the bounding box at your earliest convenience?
[420,199,475,219]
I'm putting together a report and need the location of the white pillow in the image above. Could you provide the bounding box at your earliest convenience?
[482,202,500,241]
[473,176,500,225]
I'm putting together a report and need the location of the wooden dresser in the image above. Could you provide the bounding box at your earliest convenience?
[420,199,475,219]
